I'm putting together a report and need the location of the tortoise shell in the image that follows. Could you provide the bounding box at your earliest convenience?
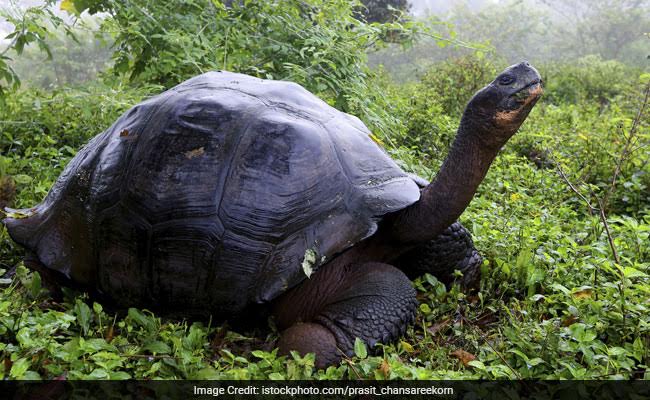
[5,71,420,314]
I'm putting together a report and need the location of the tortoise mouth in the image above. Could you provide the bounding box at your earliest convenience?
[495,79,543,125]
[510,79,543,103]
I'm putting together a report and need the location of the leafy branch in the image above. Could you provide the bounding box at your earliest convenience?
[0,1,77,99]
[551,79,649,327]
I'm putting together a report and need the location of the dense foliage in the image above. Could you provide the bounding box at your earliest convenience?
[1,0,429,138]
[358,0,411,23]
[0,0,648,381]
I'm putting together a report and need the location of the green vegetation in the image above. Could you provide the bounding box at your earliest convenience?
[1,0,649,380]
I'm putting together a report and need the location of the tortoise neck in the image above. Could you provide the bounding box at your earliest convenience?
[389,116,503,244]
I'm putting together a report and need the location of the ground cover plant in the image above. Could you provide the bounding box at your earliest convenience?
[0,0,648,381]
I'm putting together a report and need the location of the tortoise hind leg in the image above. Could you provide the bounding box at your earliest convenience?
[272,262,417,368]
[394,221,482,290]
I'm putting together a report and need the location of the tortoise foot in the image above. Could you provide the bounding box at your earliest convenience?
[274,262,417,368]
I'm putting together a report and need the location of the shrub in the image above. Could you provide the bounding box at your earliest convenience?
[541,55,641,106]
[0,84,155,267]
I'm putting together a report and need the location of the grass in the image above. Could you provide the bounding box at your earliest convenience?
[0,59,648,380]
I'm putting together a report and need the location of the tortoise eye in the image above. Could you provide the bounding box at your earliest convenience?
[499,75,515,85]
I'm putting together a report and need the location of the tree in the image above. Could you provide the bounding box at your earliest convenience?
[9,25,111,89]
[0,0,458,140]
[0,0,73,99]
[358,0,411,23]
[540,0,650,61]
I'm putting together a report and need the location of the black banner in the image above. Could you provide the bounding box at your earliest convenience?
[1,380,649,400]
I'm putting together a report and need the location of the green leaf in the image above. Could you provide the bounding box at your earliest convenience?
[9,358,31,378]
[251,350,266,359]
[80,338,116,353]
[354,337,367,359]
[30,272,41,298]
[12,174,33,184]
[570,323,597,343]
[87,368,110,379]
[193,368,220,380]
[16,328,34,348]
[550,283,571,294]
[182,323,206,351]
[22,371,41,380]
[74,299,92,335]
[143,341,171,354]
[109,371,131,380]
[127,308,156,331]
[60,0,77,14]
[419,303,431,313]
[639,73,650,84]
[301,248,317,278]
[467,360,486,370]
[623,267,648,278]
[508,349,530,362]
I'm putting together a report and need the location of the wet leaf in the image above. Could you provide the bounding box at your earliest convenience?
[12,174,32,184]
[60,0,77,13]
[144,341,171,354]
[9,357,30,378]
[400,340,414,353]
[105,326,115,342]
[354,338,367,359]
[301,248,317,278]
[379,358,390,378]
[572,287,593,299]
[74,299,92,335]
[562,315,579,327]
[451,349,476,367]
[30,271,41,298]
[427,319,450,336]
[623,267,648,278]
[369,133,385,146]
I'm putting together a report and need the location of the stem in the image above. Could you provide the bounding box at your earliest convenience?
[555,161,626,326]
[602,82,650,211]
[459,313,524,380]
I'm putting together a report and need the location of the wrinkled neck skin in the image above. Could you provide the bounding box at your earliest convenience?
[390,112,509,244]
[333,110,513,266]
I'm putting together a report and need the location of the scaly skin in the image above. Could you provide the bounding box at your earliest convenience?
[274,262,417,369]
[395,221,482,289]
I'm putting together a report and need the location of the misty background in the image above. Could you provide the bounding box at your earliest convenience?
[0,0,648,88]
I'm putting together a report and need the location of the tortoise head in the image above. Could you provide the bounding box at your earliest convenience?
[389,62,543,245]
[463,61,543,145]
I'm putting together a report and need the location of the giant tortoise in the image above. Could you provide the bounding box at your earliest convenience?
[4,62,542,367]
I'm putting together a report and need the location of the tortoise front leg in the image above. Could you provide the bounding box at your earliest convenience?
[394,221,482,290]
[272,262,417,368]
